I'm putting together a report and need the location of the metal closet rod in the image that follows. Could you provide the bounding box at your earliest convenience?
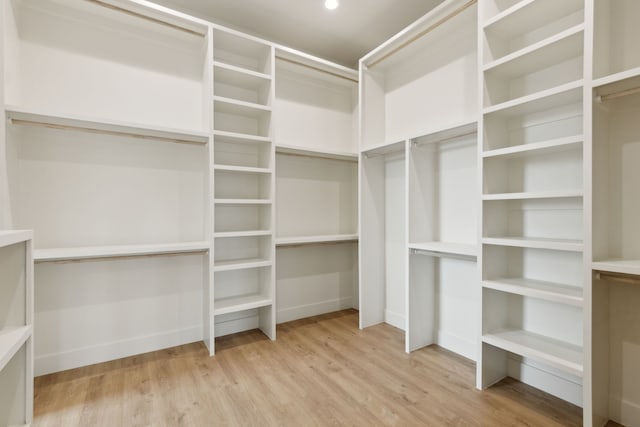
[596,86,640,103]
[275,56,359,84]
[85,0,204,36]
[367,0,478,69]
[594,270,640,286]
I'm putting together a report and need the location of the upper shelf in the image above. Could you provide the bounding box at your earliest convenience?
[482,135,583,159]
[275,144,358,162]
[0,230,32,249]
[483,81,583,118]
[276,234,358,247]
[593,259,640,277]
[34,241,210,263]
[213,96,272,118]
[483,0,583,38]
[5,106,209,145]
[214,61,271,88]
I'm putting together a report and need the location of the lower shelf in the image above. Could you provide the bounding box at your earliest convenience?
[213,258,272,272]
[34,241,210,263]
[482,237,583,252]
[275,234,358,247]
[483,329,583,377]
[483,278,583,307]
[214,294,272,316]
[0,326,32,371]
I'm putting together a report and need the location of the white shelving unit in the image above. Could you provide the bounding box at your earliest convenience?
[0,230,33,426]
[479,0,588,413]
[274,49,359,324]
[359,0,479,363]
[210,27,276,351]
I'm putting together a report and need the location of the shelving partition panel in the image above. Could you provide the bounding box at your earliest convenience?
[0,230,33,426]
[4,0,212,375]
[211,27,276,349]
[273,54,359,322]
[478,0,590,415]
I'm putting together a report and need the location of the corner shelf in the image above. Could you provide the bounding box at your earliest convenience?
[482,135,583,159]
[482,190,583,201]
[483,329,583,377]
[482,237,583,252]
[213,258,272,272]
[0,326,32,372]
[34,241,210,263]
[214,294,272,316]
[275,143,358,162]
[276,234,358,247]
[5,105,210,145]
[483,278,583,307]
[409,241,477,258]
[483,24,584,76]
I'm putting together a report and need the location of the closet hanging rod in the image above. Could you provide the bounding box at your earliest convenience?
[412,130,477,147]
[275,151,358,163]
[411,248,476,261]
[594,270,640,286]
[367,0,477,69]
[596,86,640,103]
[10,119,206,146]
[85,0,204,36]
[275,56,358,83]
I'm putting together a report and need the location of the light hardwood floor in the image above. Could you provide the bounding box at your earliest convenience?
[34,310,585,426]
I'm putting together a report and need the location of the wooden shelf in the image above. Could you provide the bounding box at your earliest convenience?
[483,278,583,307]
[484,24,584,76]
[483,0,583,38]
[0,326,32,372]
[214,199,272,205]
[482,135,583,159]
[409,241,477,258]
[482,237,583,252]
[214,61,271,88]
[483,81,583,117]
[0,230,32,249]
[593,66,640,89]
[214,164,272,174]
[214,230,272,238]
[276,234,358,247]
[275,144,358,162]
[34,241,209,263]
[483,329,583,377]
[412,120,477,146]
[5,105,209,145]
[593,259,640,277]
[361,140,406,157]
[214,294,272,316]
[213,258,272,272]
[482,190,583,201]
[213,130,272,145]
[213,96,271,118]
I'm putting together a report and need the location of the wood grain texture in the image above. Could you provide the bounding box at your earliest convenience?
[34,310,583,426]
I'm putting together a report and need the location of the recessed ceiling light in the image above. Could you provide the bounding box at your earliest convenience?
[325,0,339,10]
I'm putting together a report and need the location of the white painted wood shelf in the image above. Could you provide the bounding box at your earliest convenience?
[482,190,583,201]
[34,242,210,263]
[0,326,32,372]
[483,329,583,377]
[214,294,272,316]
[592,66,640,89]
[214,230,272,239]
[483,81,583,117]
[483,24,584,76]
[5,105,210,145]
[275,234,358,247]
[409,242,477,258]
[213,130,272,145]
[482,135,583,159]
[592,260,640,277]
[213,258,272,272]
[213,95,272,118]
[412,120,477,146]
[0,230,33,249]
[483,0,583,38]
[213,61,271,88]
[213,164,272,174]
[482,237,583,252]
[214,199,272,205]
[483,278,583,307]
[275,144,358,162]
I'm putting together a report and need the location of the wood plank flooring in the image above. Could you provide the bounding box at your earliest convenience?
[34,310,585,426]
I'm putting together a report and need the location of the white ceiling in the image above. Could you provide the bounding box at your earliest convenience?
[151,0,444,68]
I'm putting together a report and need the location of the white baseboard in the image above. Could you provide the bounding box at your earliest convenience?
[609,394,640,427]
[277,297,353,324]
[35,325,202,376]
[436,330,476,361]
[385,309,405,331]
[507,356,583,407]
